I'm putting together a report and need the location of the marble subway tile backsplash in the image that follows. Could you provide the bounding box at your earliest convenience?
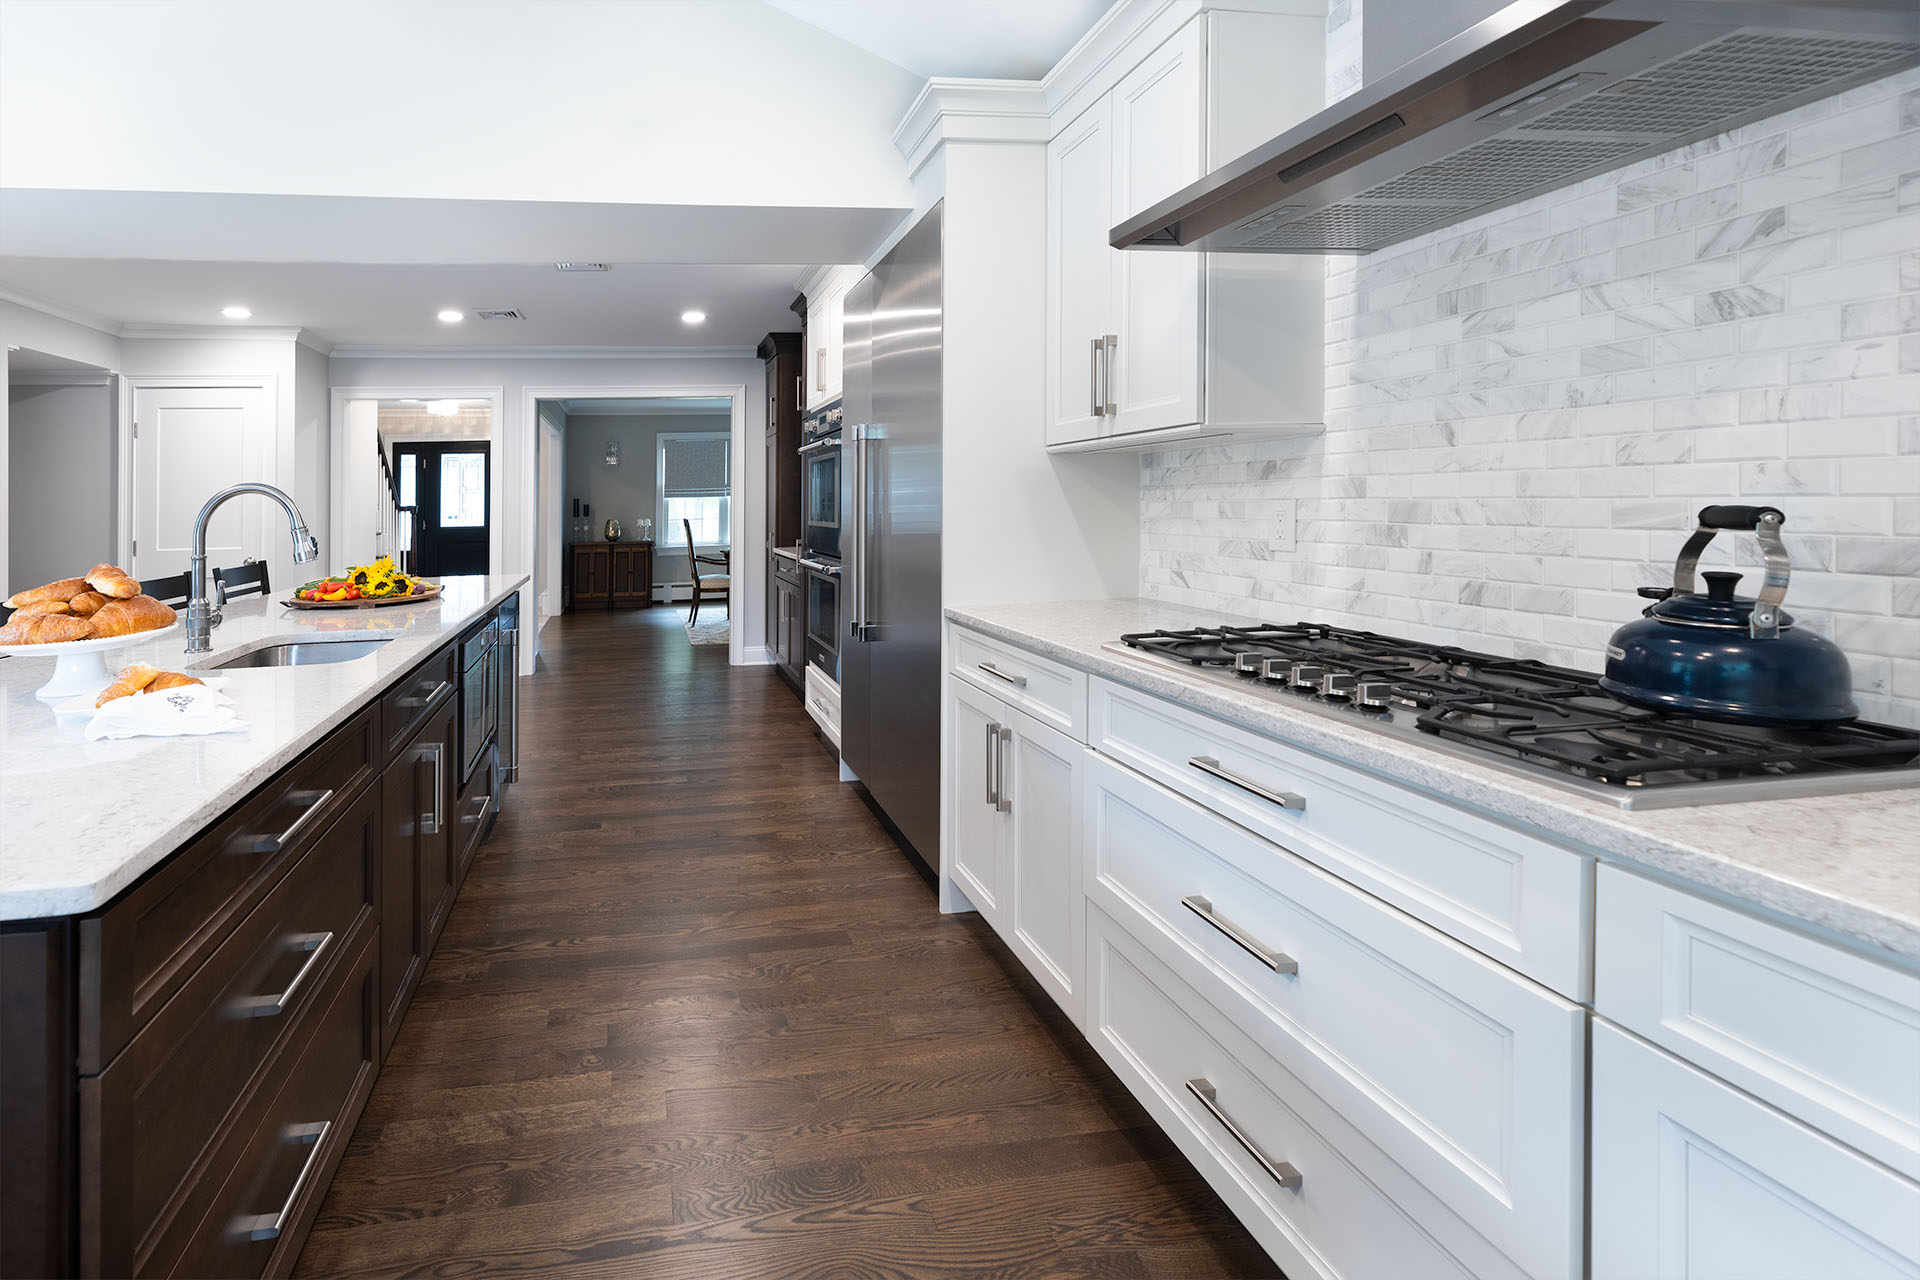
[1141,10,1920,728]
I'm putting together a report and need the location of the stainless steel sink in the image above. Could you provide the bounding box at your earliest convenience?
[211,639,394,669]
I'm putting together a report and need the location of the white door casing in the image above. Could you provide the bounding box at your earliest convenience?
[127,380,274,580]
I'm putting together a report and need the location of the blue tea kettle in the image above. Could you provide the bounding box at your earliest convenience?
[1599,505,1857,726]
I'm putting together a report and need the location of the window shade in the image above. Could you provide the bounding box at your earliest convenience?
[661,434,729,498]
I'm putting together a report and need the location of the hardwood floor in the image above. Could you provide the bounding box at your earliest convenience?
[295,608,1279,1280]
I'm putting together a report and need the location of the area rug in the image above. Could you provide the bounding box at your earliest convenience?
[683,610,730,646]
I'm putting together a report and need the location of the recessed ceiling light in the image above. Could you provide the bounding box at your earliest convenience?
[681,310,707,325]
[221,305,252,319]
[437,309,464,323]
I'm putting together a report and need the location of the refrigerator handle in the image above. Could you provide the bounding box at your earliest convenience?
[847,427,866,641]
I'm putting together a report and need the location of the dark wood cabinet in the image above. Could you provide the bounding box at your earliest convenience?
[761,331,803,666]
[0,600,519,1279]
[770,553,805,686]
[566,541,651,611]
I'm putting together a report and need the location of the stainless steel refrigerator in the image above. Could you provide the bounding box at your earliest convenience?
[840,203,942,862]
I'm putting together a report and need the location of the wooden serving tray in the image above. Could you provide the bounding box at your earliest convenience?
[283,583,441,610]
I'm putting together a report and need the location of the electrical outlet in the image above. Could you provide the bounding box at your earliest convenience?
[1272,498,1298,553]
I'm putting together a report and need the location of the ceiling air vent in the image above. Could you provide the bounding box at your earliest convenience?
[474,308,523,321]
[554,262,609,272]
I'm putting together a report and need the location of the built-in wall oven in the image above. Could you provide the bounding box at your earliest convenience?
[800,557,840,680]
[458,615,496,783]
[800,404,843,563]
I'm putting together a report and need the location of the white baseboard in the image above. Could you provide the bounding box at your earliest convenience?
[740,645,776,666]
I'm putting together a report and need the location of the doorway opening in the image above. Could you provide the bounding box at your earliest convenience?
[6,348,116,598]
[379,399,492,577]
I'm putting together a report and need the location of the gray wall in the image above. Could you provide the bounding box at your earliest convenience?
[7,380,115,591]
[563,411,730,590]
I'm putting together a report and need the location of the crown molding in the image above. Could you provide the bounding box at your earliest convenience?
[119,323,308,343]
[0,283,124,337]
[793,262,866,299]
[892,77,1052,177]
[295,329,334,357]
[7,369,113,387]
[327,343,759,361]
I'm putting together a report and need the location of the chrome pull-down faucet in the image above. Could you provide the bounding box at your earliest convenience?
[185,483,320,654]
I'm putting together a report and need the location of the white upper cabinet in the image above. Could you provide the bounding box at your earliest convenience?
[804,265,862,411]
[1045,7,1327,453]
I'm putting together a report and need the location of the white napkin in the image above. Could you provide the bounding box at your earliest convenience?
[84,682,249,740]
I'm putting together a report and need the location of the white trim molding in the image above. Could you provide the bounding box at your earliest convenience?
[892,78,1052,177]
[7,369,112,387]
[119,324,309,343]
[0,282,125,337]
[330,343,758,361]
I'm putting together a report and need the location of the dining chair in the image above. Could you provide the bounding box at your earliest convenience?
[213,560,271,601]
[683,519,730,629]
[140,572,192,608]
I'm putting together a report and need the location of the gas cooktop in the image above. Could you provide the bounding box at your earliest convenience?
[1107,622,1920,810]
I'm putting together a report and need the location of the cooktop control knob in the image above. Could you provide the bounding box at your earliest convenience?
[1234,652,1265,676]
[1259,658,1292,682]
[1355,680,1395,709]
[1289,663,1325,688]
[1320,671,1358,698]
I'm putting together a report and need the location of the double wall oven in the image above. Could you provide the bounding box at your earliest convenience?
[799,403,843,680]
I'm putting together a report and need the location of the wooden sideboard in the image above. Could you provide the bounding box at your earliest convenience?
[566,541,652,611]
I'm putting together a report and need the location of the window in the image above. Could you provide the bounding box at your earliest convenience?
[658,432,730,548]
[440,452,486,527]
[397,452,416,509]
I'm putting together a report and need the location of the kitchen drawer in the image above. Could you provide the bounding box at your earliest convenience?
[455,740,499,882]
[78,784,378,1279]
[1086,904,1525,1280]
[379,641,456,763]
[951,625,1087,741]
[1596,865,1920,1179]
[1591,1019,1920,1280]
[804,662,840,748]
[1091,675,1589,997]
[78,705,379,1072]
[166,924,379,1280]
[1086,752,1584,1279]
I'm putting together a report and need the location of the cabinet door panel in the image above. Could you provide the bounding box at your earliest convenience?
[1007,710,1083,1023]
[1591,1021,1920,1280]
[948,680,1007,922]
[1109,22,1204,436]
[1046,98,1113,447]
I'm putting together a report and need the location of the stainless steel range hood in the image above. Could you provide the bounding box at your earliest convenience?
[1111,0,1920,255]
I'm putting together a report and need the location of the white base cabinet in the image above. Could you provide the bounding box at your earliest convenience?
[1591,1020,1920,1280]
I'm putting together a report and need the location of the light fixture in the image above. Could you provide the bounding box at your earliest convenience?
[437,309,464,323]
[604,439,621,467]
[680,309,707,325]
[221,305,252,319]
[427,399,461,416]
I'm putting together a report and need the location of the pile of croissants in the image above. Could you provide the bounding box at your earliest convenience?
[0,564,178,644]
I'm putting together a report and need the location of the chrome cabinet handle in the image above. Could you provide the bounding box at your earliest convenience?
[1188,756,1305,811]
[996,726,1013,814]
[977,661,1027,688]
[503,626,520,782]
[1181,896,1297,974]
[817,349,826,391]
[421,743,445,836]
[985,720,1000,807]
[239,931,335,1017]
[1102,334,1118,416]
[241,788,336,854]
[399,678,452,710]
[1090,336,1103,416]
[232,1120,333,1241]
[1185,1078,1302,1190]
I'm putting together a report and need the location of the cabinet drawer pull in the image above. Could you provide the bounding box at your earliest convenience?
[399,678,452,710]
[1187,756,1305,811]
[1102,333,1118,416]
[996,726,1013,814]
[1185,1078,1302,1190]
[977,661,1027,688]
[240,931,335,1017]
[1181,896,1297,974]
[232,1120,333,1241]
[239,788,336,854]
[1090,336,1103,416]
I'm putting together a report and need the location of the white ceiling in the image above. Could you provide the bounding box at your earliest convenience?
[766,0,1116,79]
[0,259,807,349]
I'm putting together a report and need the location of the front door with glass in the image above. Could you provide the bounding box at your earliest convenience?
[397,443,490,576]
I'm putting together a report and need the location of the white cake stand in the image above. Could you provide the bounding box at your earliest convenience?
[0,620,181,701]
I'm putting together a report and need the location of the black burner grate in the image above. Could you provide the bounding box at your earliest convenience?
[1119,623,1920,789]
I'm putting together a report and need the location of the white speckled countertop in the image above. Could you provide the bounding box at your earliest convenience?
[0,574,527,920]
[948,599,1920,969]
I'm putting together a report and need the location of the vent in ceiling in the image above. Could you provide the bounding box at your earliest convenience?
[554,262,609,272]
[474,308,523,321]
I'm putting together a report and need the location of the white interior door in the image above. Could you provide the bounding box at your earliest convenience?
[130,383,272,581]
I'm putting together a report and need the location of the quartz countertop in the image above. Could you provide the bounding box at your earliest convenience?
[0,574,528,920]
[947,598,1920,968]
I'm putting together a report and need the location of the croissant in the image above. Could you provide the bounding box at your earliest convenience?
[96,664,162,707]
[66,590,110,617]
[14,599,71,617]
[85,563,140,600]
[0,613,94,644]
[4,577,87,609]
[146,672,204,692]
[87,595,177,638]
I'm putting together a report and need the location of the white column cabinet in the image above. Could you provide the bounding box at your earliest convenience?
[1043,8,1326,453]
[946,676,1084,1022]
[804,266,860,410]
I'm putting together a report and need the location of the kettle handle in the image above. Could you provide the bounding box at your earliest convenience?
[1672,507,1790,639]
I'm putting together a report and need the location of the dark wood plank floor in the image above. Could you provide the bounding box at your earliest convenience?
[295,607,1279,1279]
